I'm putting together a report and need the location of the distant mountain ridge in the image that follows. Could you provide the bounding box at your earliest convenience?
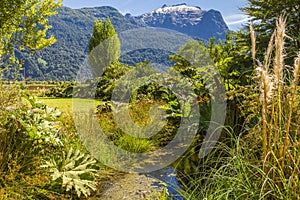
[125,3,228,40]
[14,4,229,80]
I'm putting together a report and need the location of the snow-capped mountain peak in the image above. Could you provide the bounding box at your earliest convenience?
[125,3,229,41]
[152,3,202,14]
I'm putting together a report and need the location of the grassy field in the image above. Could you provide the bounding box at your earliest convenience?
[38,97,101,113]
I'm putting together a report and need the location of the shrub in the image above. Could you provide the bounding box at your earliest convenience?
[0,83,98,198]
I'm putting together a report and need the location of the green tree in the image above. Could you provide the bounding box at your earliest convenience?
[170,37,252,133]
[0,0,62,64]
[207,32,252,90]
[170,36,252,91]
[96,62,131,100]
[88,18,121,77]
[170,40,211,85]
[241,0,300,64]
[87,18,131,100]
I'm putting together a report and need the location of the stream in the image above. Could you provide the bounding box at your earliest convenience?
[147,166,185,199]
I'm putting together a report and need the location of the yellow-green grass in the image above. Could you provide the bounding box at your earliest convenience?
[38,97,101,114]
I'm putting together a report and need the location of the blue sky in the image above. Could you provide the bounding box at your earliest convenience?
[62,0,250,30]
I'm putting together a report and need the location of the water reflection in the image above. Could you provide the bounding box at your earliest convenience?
[147,166,185,199]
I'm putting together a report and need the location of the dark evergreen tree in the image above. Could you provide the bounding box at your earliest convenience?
[241,0,300,64]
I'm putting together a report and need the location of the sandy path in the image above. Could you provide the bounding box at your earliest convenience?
[99,173,164,199]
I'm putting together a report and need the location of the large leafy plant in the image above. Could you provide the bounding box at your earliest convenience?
[21,96,63,148]
[0,89,63,173]
[41,147,98,197]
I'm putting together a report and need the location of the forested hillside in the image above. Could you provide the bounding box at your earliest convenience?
[15,5,228,80]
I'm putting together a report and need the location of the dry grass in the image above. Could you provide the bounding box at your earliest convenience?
[250,15,300,195]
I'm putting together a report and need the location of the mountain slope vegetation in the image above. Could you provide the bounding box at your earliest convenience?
[16,5,228,80]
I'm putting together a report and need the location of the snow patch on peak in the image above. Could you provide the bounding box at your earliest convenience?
[153,4,202,14]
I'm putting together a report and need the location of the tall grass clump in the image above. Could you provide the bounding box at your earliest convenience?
[176,128,299,199]
[249,15,300,198]
[0,83,23,173]
[176,131,268,200]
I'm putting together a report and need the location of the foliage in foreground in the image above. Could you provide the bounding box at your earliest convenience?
[0,0,62,82]
[0,84,98,199]
[250,16,300,198]
[175,15,300,200]
[177,131,299,200]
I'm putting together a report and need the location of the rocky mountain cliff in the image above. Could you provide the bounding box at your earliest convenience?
[126,3,228,41]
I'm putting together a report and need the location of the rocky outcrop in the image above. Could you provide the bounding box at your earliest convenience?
[126,3,229,40]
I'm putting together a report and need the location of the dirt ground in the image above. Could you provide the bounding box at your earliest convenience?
[99,173,164,199]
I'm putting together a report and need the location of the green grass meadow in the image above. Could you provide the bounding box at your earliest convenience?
[38,97,101,114]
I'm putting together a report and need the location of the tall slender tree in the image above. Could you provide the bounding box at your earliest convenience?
[88,18,121,77]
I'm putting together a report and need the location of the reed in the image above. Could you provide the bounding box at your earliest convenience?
[250,15,300,193]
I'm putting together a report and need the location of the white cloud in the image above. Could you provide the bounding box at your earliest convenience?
[224,14,252,25]
[120,9,132,15]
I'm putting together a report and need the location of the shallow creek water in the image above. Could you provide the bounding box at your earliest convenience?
[100,166,186,199]
[148,166,185,199]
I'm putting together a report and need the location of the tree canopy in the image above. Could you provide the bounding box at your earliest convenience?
[0,0,62,63]
[242,0,300,64]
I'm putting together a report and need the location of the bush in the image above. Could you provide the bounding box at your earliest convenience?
[0,83,98,199]
[45,82,75,98]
